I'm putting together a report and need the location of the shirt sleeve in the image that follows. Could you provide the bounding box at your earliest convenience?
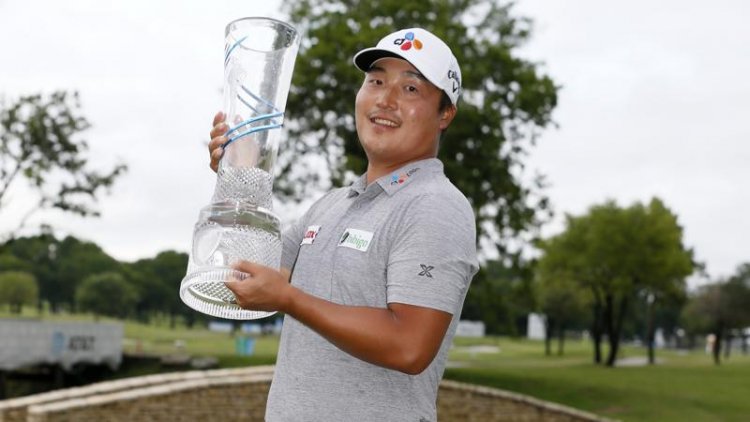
[280,217,305,271]
[386,193,479,315]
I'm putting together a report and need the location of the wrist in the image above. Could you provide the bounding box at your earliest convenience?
[279,282,299,315]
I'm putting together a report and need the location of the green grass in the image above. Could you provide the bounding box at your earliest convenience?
[3,308,749,421]
[0,307,280,368]
[446,337,750,422]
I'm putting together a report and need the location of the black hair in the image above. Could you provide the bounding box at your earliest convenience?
[438,91,453,112]
[438,91,454,140]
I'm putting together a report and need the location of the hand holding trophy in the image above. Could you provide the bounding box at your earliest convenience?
[180,18,300,320]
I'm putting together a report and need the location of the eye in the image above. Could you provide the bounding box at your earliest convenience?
[367,77,383,85]
[405,85,418,94]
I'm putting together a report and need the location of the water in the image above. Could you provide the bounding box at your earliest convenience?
[212,167,273,209]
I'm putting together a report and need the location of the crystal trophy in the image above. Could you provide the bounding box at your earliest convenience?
[180,18,300,319]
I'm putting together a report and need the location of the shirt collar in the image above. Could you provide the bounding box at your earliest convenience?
[347,174,369,197]
[347,158,444,198]
[378,158,444,196]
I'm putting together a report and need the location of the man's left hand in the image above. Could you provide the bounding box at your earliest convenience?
[225,261,293,312]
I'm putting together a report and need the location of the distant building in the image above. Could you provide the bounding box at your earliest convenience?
[527,313,546,340]
[456,320,485,337]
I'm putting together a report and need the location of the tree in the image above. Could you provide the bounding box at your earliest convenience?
[0,271,38,313]
[537,198,694,366]
[127,251,189,328]
[75,272,138,319]
[0,253,31,272]
[534,272,588,356]
[1,234,120,312]
[0,232,59,312]
[683,265,750,365]
[56,236,121,312]
[280,0,558,258]
[0,91,127,240]
[462,260,536,336]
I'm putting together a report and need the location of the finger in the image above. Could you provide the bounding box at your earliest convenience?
[223,280,242,304]
[210,148,223,172]
[208,135,228,153]
[212,111,225,127]
[210,145,224,161]
[209,122,229,139]
[233,260,264,275]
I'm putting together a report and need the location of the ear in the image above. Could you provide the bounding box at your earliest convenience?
[438,105,457,131]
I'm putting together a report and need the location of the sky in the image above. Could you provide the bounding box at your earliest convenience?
[0,0,748,286]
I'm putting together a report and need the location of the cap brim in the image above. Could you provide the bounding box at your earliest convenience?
[353,48,409,72]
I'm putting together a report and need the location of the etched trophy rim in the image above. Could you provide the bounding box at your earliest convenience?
[225,17,299,53]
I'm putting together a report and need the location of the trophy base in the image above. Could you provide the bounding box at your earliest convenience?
[180,268,276,320]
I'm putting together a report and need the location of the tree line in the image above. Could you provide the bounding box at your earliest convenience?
[1,202,748,368]
[0,233,200,327]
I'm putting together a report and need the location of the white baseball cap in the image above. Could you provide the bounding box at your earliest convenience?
[353,28,462,105]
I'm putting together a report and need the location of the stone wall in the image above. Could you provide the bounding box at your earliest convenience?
[1,367,614,422]
[0,367,274,422]
[437,380,612,422]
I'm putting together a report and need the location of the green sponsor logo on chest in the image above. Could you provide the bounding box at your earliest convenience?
[339,229,373,252]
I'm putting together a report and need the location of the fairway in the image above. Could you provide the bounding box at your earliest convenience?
[3,310,749,421]
[123,320,750,422]
[446,336,750,422]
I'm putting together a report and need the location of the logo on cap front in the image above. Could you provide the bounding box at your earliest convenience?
[393,31,423,51]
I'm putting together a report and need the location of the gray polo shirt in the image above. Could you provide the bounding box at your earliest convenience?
[265,158,478,422]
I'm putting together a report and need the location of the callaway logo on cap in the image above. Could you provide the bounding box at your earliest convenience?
[353,28,462,105]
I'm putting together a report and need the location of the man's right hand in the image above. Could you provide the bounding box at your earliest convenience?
[208,111,229,173]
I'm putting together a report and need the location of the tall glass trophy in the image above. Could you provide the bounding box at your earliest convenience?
[180,18,300,319]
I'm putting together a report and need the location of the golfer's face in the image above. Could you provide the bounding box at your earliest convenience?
[355,57,449,165]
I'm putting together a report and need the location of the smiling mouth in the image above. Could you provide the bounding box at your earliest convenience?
[370,117,400,128]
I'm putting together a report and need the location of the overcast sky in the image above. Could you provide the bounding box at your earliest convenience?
[1,1,747,286]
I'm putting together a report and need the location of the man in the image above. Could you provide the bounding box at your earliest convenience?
[208,28,478,421]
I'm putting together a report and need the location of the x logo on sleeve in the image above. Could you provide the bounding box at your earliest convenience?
[418,264,434,278]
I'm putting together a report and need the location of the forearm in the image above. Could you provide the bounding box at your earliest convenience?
[226,261,452,374]
[281,285,447,375]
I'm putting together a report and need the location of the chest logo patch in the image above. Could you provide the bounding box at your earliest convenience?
[301,225,321,245]
[338,228,373,252]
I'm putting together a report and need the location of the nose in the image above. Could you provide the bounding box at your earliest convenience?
[375,84,398,110]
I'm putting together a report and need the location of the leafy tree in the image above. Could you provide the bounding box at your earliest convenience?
[1,234,120,312]
[683,265,750,364]
[0,232,59,312]
[127,251,189,328]
[56,236,120,311]
[0,271,38,313]
[0,253,31,272]
[537,198,694,366]
[0,91,126,240]
[629,291,686,352]
[281,0,558,258]
[534,272,588,356]
[462,260,535,336]
[75,272,138,319]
